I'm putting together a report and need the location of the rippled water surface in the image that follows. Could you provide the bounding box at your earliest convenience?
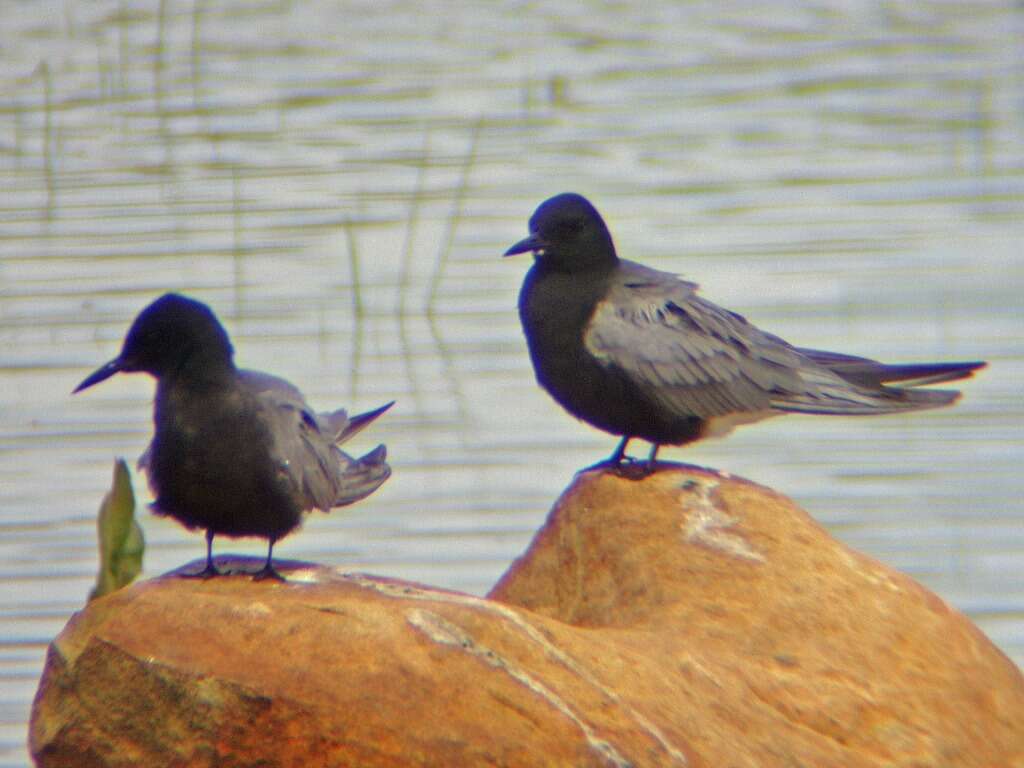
[2,1,1023,764]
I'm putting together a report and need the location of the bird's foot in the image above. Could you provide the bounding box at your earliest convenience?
[598,437,660,479]
[179,562,222,579]
[611,456,658,480]
[251,564,286,582]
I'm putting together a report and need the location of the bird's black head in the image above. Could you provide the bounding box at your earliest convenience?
[74,293,235,393]
[504,193,618,273]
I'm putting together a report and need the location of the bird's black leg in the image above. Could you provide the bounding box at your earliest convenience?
[181,530,221,579]
[252,539,286,582]
[608,436,632,467]
[645,443,660,474]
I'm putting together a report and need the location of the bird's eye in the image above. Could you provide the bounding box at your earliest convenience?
[554,217,583,236]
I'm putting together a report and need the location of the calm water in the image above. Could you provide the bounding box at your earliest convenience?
[2,1,1023,764]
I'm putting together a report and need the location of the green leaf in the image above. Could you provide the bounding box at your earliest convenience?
[89,458,145,602]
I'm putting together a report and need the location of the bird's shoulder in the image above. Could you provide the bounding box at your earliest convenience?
[237,371,354,442]
[236,369,324,429]
[611,259,700,297]
[237,369,307,406]
[593,260,760,346]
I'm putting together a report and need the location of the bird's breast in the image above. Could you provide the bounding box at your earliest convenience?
[519,268,606,357]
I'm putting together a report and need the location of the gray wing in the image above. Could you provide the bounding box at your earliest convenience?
[583,261,914,418]
[238,370,391,512]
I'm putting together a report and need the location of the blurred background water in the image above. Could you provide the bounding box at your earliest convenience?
[1,1,1022,764]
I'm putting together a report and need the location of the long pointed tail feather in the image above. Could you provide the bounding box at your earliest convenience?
[870,361,986,387]
[772,352,985,416]
[796,348,985,389]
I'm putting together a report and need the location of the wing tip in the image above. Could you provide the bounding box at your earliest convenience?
[337,401,395,444]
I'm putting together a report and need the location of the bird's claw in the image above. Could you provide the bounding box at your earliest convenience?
[607,454,657,480]
[179,563,222,580]
[252,565,286,582]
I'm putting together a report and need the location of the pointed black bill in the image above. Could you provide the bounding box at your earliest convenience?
[73,358,124,394]
[503,233,544,256]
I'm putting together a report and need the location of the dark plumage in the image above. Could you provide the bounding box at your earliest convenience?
[74,293,393,580]
[505,193,985,471]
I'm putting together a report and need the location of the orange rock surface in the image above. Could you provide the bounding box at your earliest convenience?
[30,465,1024,767]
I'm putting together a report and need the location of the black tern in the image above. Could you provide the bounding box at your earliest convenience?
[75,293,393,580]
[505,193,985,472]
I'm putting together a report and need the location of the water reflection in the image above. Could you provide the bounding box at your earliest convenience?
[2,1,1023,764]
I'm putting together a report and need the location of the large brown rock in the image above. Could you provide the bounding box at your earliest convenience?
[30,465,1024,767]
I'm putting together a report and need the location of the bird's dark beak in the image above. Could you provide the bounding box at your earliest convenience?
[73,358,125,394]
[503,233,544,257]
